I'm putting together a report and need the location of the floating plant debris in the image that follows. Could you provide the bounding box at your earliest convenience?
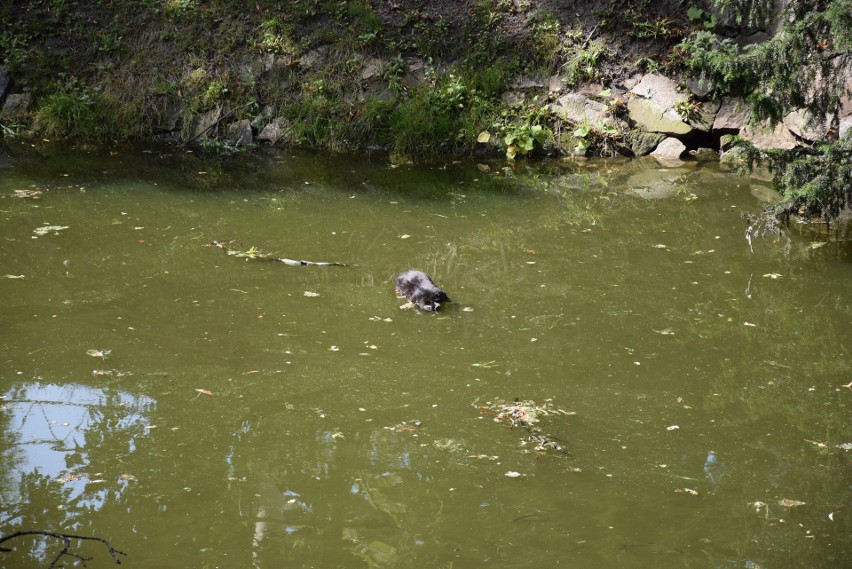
[477,398,573,455]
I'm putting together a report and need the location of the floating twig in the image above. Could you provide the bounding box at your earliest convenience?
[206,240,348,267]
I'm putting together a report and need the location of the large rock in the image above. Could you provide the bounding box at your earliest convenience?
[1,93,31,117]
[188,108,221,141]
[713,97,749,130]
[686,99,721,132]
[226,119,253,147]
[782,109,832,141]
[257,117,289,144]
[360,57,384,82]
[686,77,712,98]
[630,74,689,118]
[741,122,798,149]
[627,74,692,135]
[650,137,686,161]
[549,93,605,125]
[628,131,666,156]
[299,46,329,70]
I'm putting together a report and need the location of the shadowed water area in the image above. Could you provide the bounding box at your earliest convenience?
[1,144,850,568]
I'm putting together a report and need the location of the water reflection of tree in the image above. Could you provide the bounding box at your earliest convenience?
[223,411,451,568]
[0,382,154,567]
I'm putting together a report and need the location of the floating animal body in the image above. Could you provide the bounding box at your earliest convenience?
[395,270,449,312]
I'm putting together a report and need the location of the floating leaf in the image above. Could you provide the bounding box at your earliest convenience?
[34,225,69,236]
[385,420,421,433]
[778,498,806,508]
[92,369,131,378]
[195,388,214,396]
[433,438,465,453]
[86,349,111,359]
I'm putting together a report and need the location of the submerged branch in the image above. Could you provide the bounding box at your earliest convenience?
[206,240,349,267]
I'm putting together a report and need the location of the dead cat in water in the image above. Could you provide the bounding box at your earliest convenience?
[395,270,450,312]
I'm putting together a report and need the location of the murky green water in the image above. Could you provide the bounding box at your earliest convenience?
[1,143,850,568]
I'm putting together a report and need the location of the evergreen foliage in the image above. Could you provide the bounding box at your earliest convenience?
[681,0,852,223]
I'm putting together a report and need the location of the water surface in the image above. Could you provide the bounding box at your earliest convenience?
[1,143,850,568]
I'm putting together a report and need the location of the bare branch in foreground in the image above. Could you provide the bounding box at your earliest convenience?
[0,530,126,568]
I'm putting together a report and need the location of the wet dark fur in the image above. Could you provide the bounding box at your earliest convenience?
[395,270,449,312]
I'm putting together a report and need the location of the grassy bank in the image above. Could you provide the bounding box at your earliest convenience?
[0,0,700,157]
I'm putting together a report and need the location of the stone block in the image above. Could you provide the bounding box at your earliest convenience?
[741,122,798,150]
[650,137,686,161]
[226,119,253,147]
[1,93,31,117]
[627,96,692,135]
[713,97,749,131]
[188,108,221,141]
[257,117,289,144]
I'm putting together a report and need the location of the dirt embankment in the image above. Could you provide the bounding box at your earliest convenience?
[1,0,768,159]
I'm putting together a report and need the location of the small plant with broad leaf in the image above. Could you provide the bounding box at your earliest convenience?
[504,124,546,160]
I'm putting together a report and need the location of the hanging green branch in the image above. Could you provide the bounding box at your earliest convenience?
[679,0,852,224]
